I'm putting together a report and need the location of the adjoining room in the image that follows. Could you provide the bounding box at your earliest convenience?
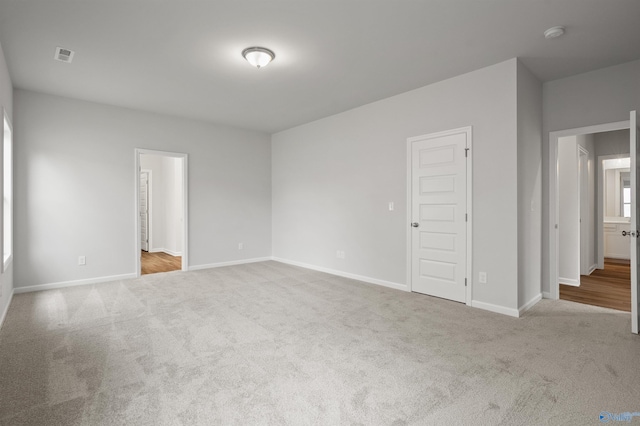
[0,1,639,424]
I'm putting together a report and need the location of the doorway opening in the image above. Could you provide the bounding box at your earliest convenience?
[135,149,188,276]
[549,117,637,330]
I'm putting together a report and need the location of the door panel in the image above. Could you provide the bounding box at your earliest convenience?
[411,129,468,303]
[579,148,590,275]
[140,171,149,252]
[631,111,639,333]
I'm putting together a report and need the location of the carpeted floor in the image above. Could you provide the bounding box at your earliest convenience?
[0,261,638,425]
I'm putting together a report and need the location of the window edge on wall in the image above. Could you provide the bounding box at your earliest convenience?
[3,253,11,272]
[2,107,12,274]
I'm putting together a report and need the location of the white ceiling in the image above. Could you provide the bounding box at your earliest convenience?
[1,0,639,133]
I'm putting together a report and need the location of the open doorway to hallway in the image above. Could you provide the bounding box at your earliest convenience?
[555,128,631,312]
[136,149,188,275]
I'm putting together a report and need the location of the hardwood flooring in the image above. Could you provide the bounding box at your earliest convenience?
[141,251,182,275]
[560,258,630,312]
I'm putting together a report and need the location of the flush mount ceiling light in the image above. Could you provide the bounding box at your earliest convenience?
[544,26,566,39]
[242,47,275,68]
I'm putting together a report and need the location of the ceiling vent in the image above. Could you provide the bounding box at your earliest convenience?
[54,47,75,63]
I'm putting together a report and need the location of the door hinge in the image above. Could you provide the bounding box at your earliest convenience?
[465,148,469,157]
[465,213,468,222]
[465,278,467,287]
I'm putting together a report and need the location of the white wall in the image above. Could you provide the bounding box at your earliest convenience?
[558,136,580,285]
[594,129,630,158]
[14,90,272,289]
[273,59,520,313]
[542,59,640,294]
[166,157,184,255]
[516,60,542,310]
[577,134,596,274]
[0,41,13,325]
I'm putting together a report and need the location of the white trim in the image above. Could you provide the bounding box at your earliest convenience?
[471,300,520,318]
[549,120,630,300]
[135,149,189,276]
[0,287,14,328]
[149,248,182,257]
[466,127,473,306]
[189,257,273,271]
[588,264,597,275]
[405,132,412,294]
[13,273,138,294]
[559,277,580,287]
[272,257,408,292]
[518,293,542,316]
[542,291,552,299]
[406,126,473,305]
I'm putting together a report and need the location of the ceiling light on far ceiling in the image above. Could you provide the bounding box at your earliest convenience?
[242,47,275,69]
[544,26,566,39]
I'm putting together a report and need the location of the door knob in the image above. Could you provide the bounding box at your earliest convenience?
[622,230,629,236]
[411,222,419,228]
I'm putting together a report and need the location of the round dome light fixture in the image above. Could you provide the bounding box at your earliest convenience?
[242,47,275,68]
[544,26,565,39]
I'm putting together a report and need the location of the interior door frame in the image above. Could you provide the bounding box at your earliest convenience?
[578,145,589,277]
[134,149,189,276]
[548,120,629,300]
[630,110,638,334]
[406,126,473,306]
[140,169,152,252]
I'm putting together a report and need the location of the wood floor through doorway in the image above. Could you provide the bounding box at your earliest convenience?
[560,258,630,311]
[141,251,182,275]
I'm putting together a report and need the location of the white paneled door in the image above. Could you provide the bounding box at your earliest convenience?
[630,111,639,334]
[409,128,469,303]
[140,171,149,252]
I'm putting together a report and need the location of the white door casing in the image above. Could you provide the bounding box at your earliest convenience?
[408,127,471,304]
[140,171,150,252]
[579,146,590,276]
[630,110,639,334]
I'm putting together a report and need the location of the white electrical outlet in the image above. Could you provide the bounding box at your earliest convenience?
[78,256,86,266]
[238,243,244,250]
[479,272,487,284]
[336,250,345,259]
[388,201,394,211]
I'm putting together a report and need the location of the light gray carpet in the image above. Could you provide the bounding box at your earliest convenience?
[0,261,638,425]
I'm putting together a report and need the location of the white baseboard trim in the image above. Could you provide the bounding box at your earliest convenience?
[542,291,552,299]
[188,257,272,271]
[271,257,408,292]
[588,264,597,275]
[558,277,580,287]
[606,255,630,260]
[14,273,139,294]
[0,288,15,329]
[471,300,520,318]
[149,248,182,257]
[518,293,542,316]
